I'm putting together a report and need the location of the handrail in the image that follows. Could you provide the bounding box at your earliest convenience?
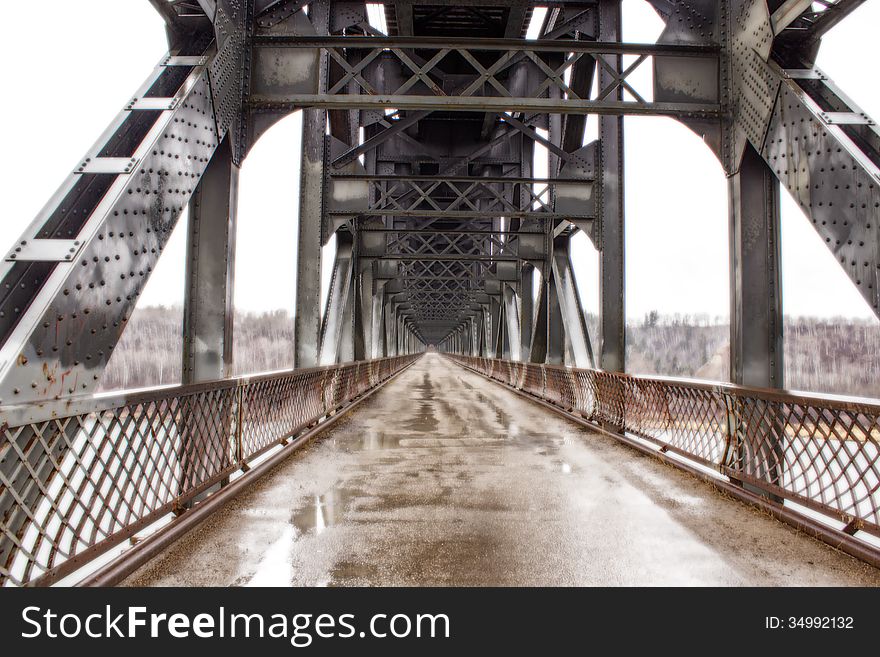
[0,354,420,587]
[446,355,880,545]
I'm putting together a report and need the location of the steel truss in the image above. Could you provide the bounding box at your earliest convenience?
[331,174,593,220]
[0,3,877,585]
[0,0,876,402]
[249,35,721,117]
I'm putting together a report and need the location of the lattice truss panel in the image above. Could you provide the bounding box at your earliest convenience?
[652,0,880,315]
[0,1,254,407]
[249,33,721,117]
[0,59,218,406]
[332,174,591,219]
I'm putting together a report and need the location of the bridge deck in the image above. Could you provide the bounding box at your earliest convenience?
[125,354,880,586]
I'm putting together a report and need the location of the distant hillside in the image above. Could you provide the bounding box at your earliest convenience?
[100,306,880,399]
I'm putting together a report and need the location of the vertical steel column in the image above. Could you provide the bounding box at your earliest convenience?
[371,280,386,358]
[182,138,238,384]
[728,142,784,501]
[529,271,548,363]
[729,142,784,388]
[502,283,522,361]
[385,300,397,357]
[598,0,626,373]
[484,304,492,357]
[469,315,478,356]
[294,1,329,368]
[354,262,373,361]
[401,322,407,355]
[339,267,355,363]
[529,269,565,365]
[318,232,354,365]
[546,274,565,366]
[491,296,503,358]
[295,107,327,368]
[180,137,238,500]
[552,235,594,368]
[519,263,535,361]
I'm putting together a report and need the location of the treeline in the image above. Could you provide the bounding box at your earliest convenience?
[613,312,880,398]
[100,306,880,399]
[99,306,294,391]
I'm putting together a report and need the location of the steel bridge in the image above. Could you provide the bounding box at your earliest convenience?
[2,0,880,586]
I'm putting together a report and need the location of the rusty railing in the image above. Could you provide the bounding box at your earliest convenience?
[446,354,880,546]
[0,354,419,587]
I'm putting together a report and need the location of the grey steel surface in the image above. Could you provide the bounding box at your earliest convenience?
[2,0,880,585]
[728,142,783,388]
[183,137,239,384]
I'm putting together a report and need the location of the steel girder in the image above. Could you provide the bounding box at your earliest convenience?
[248,35,721,118]
[2,0,875,405]
[329,174,594,220]
[649,0,880,389]
[0,43,234,406]
[596,0,625,374]
[182,137,239,384]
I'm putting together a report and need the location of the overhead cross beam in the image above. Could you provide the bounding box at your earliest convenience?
[331,174,593,220]
[249,35,721,118]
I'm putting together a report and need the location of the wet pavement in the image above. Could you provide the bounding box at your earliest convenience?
[125,354,880,586]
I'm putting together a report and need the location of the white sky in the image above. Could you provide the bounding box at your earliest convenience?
[0,0,877,322]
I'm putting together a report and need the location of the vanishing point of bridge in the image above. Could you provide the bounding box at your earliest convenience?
[2,0,880,586]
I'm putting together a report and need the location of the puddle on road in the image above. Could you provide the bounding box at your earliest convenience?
[291,488,358,536]
[416,373,434,399]
[404,401,440,432]
[358,431,401,451]
[399,437,505,448]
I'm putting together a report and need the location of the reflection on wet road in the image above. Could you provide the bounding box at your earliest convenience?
[126,354,880,586]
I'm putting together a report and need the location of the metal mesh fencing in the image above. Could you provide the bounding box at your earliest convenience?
[447,355,880,540]
[0,355,418,586]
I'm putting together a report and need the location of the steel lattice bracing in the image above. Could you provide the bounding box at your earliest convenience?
[2,0,880,587]
[0,0,878,411]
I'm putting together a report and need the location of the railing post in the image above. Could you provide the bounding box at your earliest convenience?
[235,384,244,467]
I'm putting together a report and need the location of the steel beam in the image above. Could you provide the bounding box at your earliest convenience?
[551,235,594,368]
[0,55,224,405]
[597,0,625,374]
[294,109,326,368]
[182,137,238,384]
[319,232,355,365]
[759,62,880,318]
[252,95,718,118]
[253,35,720,56]
[729,143,783,389]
